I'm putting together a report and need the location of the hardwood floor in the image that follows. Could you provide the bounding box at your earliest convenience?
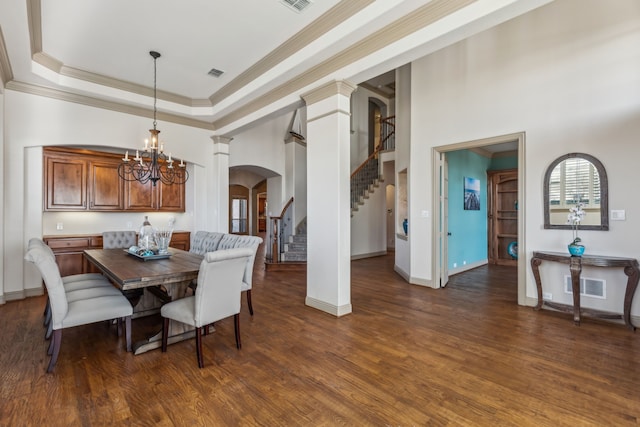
[2,249,639,426]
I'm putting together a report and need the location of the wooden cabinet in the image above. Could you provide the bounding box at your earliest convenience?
[124,179,185,212]
[44,147,184,212]
[169,231,190,251]
[488,169,518,266]
[89,160,124,210]
[44,231,191,275]
[45,155,87,210]
[44,236,102,276]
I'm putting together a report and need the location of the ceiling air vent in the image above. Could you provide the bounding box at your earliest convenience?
[208,68,224,78]
[280,0,313,13]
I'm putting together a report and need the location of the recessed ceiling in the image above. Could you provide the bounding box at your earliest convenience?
[0,0,554,135]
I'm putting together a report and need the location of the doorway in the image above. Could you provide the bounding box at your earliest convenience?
[432,132,526,306]
[229,185,249,234]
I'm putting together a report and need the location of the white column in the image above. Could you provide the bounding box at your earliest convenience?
[210,136,231,232]
[302,80,356,317]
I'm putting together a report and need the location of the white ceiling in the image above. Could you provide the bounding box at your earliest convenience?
[0,0,554,136]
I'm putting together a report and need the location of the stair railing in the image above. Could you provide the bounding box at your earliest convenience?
[266,197,294,263]
[350,115,395,210]
[380,115,395,151]
[351,150,380,210]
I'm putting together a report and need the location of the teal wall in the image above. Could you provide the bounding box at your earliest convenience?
[447,150,492,271]
[489,155,518,171]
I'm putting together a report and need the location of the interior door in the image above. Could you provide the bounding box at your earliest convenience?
[440,153,449,287]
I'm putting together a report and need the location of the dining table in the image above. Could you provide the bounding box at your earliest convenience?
[84,247,203,355]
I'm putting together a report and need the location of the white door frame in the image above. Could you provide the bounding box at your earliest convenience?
[431,132,527,306]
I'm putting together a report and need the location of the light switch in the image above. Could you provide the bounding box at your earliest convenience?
[611,210,626,221]
[56,222,63,230]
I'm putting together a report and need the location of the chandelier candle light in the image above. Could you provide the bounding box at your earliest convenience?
[118,51,188,187]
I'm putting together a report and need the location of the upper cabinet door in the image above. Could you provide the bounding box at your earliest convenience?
[157,180,185,212]
[45,155,87,211]
[124,179,156,211]
[89,160,124,210]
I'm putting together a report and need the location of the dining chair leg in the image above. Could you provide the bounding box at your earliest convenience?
[47,334,54,355]
[246,290,254,316]
[43,300,51,326]
[45,321,53,340]
[195,326,204,368]
[234,313,241,349]
[47,329,62,373]
[125,316,132,352]
[161,318,169,352]
[117,318,123,337]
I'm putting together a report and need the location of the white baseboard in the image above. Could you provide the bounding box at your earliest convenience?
[305,296,352,317]
[351,250,387,260]
[2,287,44,304]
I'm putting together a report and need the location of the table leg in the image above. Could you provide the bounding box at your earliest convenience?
[531,257,543,310]
[623,265,639,331]
[569,256,582,326]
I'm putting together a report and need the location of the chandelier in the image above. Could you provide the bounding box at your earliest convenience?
[118,51,188,187]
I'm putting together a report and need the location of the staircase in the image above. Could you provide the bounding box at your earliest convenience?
[265,115,394,270]
[351,175,384,216]
[281,218,306,262]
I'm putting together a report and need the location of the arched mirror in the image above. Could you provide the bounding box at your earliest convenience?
[544,153,608,230]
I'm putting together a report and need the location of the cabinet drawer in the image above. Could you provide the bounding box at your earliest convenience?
[46,238,92,250]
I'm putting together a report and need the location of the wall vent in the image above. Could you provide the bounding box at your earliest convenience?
[280,0,313,13]
[564,275,606,299]
[208,68,224,78]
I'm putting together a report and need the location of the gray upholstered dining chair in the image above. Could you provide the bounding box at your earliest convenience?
[102,230,137,249]
[25,244,133,373]
[28,238,116,332]
[161,248,253,368]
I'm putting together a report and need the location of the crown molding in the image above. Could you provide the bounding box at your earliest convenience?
[27,0,210,109]
[5,80,214,130]
[208,0,374,106]
[301,80,357,105]
[213,0,474,130]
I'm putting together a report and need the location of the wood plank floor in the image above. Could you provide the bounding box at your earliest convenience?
[2,248,639,426]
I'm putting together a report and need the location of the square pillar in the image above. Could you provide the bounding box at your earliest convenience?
[210,136,231,232]
[302,80,356,316]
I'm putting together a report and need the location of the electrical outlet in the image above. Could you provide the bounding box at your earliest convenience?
[453,262,457,268]
[463,260,467,265]
[56,222,63,230]
[543,292,552,300]
[126,221,133,229]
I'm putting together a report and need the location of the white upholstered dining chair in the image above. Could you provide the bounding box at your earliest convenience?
[25,244,133,373]
[28,238,117,334]
[161,248,253,368]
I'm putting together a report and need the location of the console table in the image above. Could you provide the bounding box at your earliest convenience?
[531,251,639,330]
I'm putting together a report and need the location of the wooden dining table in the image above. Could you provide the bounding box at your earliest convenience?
[84,248,204,355]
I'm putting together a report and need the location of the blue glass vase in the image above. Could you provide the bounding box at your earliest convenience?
[568,243,585,257]
[402,219,408,235]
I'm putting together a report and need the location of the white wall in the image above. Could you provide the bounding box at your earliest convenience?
[350,86,391,171]
[228,112,287,181]
[3,90,215,300]
[395,64,411,280]
[410,0,640,313]
[0,92,4,302]
[351,183,386,259]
